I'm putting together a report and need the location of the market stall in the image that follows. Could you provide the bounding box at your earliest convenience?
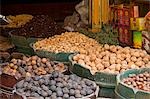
[0,0,150,99]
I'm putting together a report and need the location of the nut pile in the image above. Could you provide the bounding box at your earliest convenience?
[15,71,96,99]
[1,56,66,78]
[11,15,65,38]
[33,32,102,54]
[123,72,150,92]
[73,44,150,74]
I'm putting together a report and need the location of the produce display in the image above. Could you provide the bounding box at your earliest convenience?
[15,71,97,99]
[72,44,150,74]
[33,32,102,54]
[1,55,66,79]
[11,15,65,38]
[0,14,33,28]
[123,72,150,92]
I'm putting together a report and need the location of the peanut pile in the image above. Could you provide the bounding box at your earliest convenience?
[123,72,150,92]
[73,44,150,74]
[33,32,102,54]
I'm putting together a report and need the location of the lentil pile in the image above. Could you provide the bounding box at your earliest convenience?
[15,71,97,99]
[11,15,65,38]
[123,72,150,92]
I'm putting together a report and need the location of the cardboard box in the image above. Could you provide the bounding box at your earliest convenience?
[118,26,125,44]
[118,26,132,45]
[124,27,132,45]
[131,6,139,18]
[110,5,138,26]
[130,18,137,30]
[133,31,142,49]
[136,18,145,31]
[130,18,145,31]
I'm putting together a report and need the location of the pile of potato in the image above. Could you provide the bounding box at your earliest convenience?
[33,32,102,54]
[1,56,66,79]
[15,71,97,99]
[73,44,150,74]
[123,72,150,92]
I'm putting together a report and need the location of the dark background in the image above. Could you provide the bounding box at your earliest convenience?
[1,0,80,4]
[1,0,81,21]
[1,0,149,21]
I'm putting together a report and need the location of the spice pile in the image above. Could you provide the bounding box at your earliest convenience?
[33,32,102,54]
[1,56,66,79]
[73,44,150,74]
[123,72,150,92]
[11,15,65,38]
[15,71,96,99]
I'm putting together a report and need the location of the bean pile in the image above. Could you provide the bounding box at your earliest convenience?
[11,15,65,38]
[1,56,66,79]
[33,32,102,54]
[73,44,150,74]
[15,71,96,99]
[123,72,150,92]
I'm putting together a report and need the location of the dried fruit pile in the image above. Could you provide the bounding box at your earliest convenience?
[73,44,150,74]
[0,14,33,28]
[123,72,150,92]
[15,71,96,99]
[11,15,65,38]
[1,56,66,79]
[33,32,102,54]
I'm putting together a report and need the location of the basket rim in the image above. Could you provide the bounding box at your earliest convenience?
[69,54,118,76]
[30,42,78,54]
[9,30,43,40]
[116,68,150,94]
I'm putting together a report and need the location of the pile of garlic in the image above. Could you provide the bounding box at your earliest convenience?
[33,32,102,54]
[73,44,150,74]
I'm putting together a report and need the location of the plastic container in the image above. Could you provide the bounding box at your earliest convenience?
[115,68,150,99]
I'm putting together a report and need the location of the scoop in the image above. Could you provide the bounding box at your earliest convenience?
[0,14,12,25]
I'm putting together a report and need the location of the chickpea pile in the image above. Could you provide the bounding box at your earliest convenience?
[123,72,150,92]
[33,32,102,54]
[73,44,150,74]
[1,56,65,79]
